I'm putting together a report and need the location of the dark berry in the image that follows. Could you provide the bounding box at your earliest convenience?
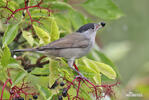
[12,98,19,100]
[33,95,38,99]
[18,97,24,100]
[62,88,68,97]
[50,80,59,89]
[60,82,65,87]
[58,95,63,100]
[29,98,32,100]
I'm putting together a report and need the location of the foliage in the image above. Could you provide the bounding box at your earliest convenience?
[0,0,123,100]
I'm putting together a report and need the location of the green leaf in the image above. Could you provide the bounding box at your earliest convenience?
[31,66,49,75]
[82,0,124,20]
[0,1,5,7]
[2,23,19,46]
[50,1,73,10]
[55,14,72,33]
[68,10,87,30]
[12,71,27,87]
[0,45,11,67]
[48,59,60,88]
[22,31,34,46]
[33,25,51,44]
[50,17,60,41]
[37,85,51,99]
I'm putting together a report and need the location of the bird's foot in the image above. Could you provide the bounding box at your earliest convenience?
[75,74,88,81]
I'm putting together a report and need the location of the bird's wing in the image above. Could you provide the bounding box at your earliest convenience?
[36,33,89,51]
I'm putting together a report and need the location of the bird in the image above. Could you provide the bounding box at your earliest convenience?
[13,22,106,77]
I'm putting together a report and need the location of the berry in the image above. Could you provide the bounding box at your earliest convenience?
[29,98,32,100]
[33,95,38,99]
[58,95,63,100]
[50,80,58,89]
[60,82,65,87]
[18,97,24,100]
[62,88,68,97]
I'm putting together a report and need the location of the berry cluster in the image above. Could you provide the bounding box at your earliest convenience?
[0,78,39,100]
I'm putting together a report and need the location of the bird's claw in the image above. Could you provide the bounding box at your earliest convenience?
[75,74,87,80]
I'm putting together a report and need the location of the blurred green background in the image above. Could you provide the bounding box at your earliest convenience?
[100,0,149,99]
[101,0,149,83]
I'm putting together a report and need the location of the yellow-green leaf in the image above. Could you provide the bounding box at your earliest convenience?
[48,59,59,88]
[22,31,34,46]
[1,45,11,67]
[83,58,116,79]
[33,25,51,45]
[94,62,116,79]
[93,74,101,85]
[50,17,60,41]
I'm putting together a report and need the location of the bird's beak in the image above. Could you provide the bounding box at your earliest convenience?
[100,22,106,27]
[95,22,106,31]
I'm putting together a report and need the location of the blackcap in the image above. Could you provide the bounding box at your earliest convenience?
[13,22,106,77]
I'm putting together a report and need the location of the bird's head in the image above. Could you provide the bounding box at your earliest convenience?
[76,22,106,33]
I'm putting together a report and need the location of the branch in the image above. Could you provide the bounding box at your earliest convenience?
[16,56,49,72]
[1,0,53,24]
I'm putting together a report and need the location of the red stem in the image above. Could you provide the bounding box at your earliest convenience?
[0,79,12,100]
[73,63,79,71]
[3,0,52,23]
[76,80,81,97]
[84,78,98,100]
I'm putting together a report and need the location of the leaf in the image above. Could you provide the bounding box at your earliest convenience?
[93,74,101,84]
[0,45,11,67]
[2,23,19,46]
[94,62,116,79]
[83,58,116,79]
[37,85,51,99]
[33,25,51,44]
[79,65,97,78]
[82,58,100,73]
[68,10,87,30]
[31,66,49,75]
[50,17,60,41]
[55,14,72,33]
[94,49,120,78]
[0,1,5,6]
[12,71,27,87]
[48,59,60,88]
[7,58,25,71]
[22,31,34,46]
[79,58,101,84]
[82,0,124,20]
[50,1,73,10]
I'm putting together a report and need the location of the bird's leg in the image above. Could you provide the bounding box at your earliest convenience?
[68,59,84,78]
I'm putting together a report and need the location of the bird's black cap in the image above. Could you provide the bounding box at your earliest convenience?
[76,23,95,33]
[101,22,106,27]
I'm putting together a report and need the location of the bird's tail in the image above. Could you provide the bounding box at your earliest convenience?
[12,48,37,52]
